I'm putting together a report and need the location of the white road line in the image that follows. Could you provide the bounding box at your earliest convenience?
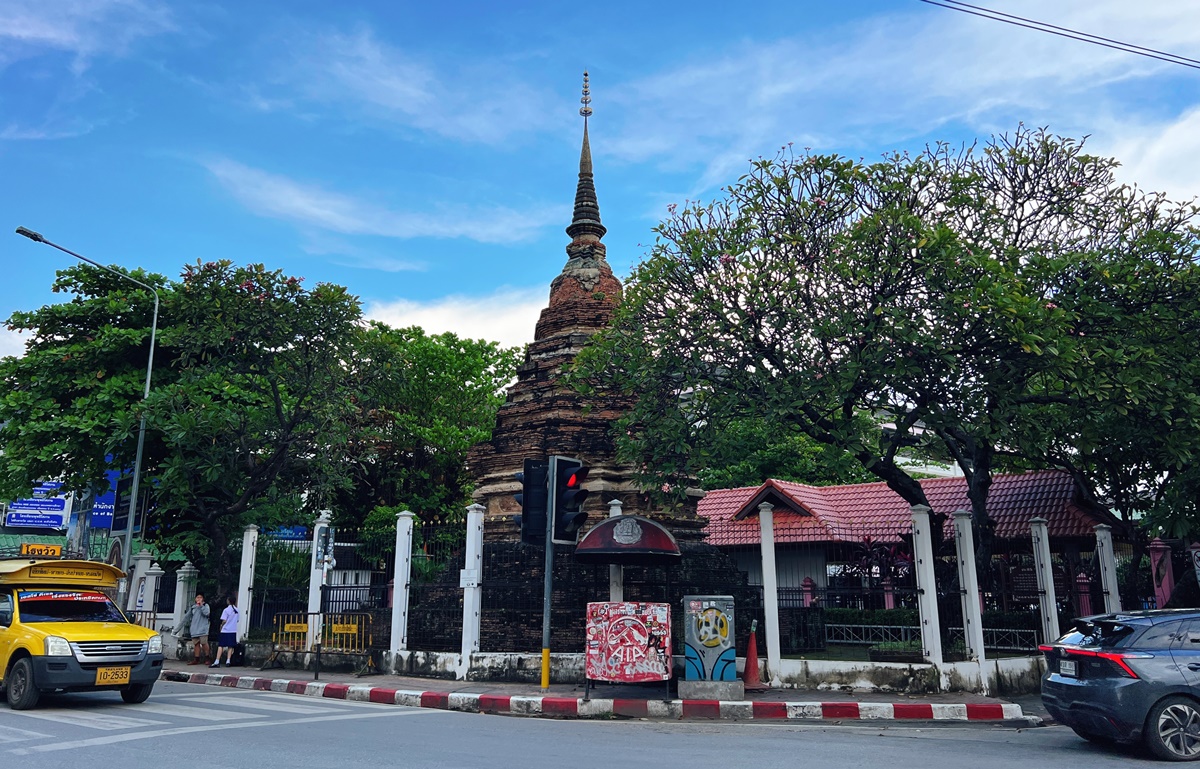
[8,707,439,754]
[181,695,343,715]
[4,709,169,731]
[0,725,51,744]
[132,703,255,722]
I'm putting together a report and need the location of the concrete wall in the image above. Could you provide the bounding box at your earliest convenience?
[763,655,1045,695]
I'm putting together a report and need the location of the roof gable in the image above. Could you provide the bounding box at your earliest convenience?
[699,470,1116,548]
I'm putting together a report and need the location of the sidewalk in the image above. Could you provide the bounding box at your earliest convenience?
[161,663,1042,726]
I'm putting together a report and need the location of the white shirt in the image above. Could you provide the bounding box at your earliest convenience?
[220,605,238,633]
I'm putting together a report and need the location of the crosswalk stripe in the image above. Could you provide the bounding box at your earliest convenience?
[6,709,169,731]
[134,703,253,722]
[0,725,50,744]
[184,695,342,715]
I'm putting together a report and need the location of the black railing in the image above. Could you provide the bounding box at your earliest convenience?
[251,587,307,631]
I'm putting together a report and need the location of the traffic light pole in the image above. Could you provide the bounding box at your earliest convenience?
[540,496,554,691]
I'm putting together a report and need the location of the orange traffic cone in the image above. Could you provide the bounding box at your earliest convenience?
[743,621,768,691]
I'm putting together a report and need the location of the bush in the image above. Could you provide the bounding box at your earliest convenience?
[825,608,919,626]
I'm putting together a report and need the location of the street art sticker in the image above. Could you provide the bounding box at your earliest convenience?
[585,602,672,683]
[682,595,736,681]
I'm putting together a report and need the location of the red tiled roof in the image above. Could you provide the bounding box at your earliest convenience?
[698,470,1116,547]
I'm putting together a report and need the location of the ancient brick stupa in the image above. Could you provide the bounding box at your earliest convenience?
[468,72,705,544]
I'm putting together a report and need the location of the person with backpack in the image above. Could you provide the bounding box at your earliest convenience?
[209,594,239,668]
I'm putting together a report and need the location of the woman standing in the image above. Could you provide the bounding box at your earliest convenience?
[209,594,239,668]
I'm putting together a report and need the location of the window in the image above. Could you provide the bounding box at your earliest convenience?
[0,593,12,626]
[1135,620,1183,650]
[17,590,127,623]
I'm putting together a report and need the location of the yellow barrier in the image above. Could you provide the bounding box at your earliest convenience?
[320,613,372,653]
[270,612,311,651]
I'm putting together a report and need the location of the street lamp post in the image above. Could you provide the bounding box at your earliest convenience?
[15,227,159,606]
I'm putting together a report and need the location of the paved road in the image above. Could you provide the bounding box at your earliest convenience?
[0,682,1166,768]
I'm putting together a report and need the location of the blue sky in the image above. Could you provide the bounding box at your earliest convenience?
[2,0,1199,355]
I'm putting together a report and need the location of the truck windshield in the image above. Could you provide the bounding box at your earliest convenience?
[17,590,128,623]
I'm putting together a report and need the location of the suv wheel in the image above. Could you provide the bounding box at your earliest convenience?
[5,658,40,710]
[1147,696,1200,761]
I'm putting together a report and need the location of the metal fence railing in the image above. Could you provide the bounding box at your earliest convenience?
[825,623,921,646]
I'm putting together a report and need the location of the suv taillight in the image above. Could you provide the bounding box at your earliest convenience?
[1044,645,1151,679]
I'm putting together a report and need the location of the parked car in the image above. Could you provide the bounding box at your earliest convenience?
[1042,609,1200,761]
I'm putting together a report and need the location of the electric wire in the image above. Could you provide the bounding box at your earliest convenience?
[919,0,1200,71]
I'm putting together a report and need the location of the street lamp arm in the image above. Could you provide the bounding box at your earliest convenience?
[16,226,161,300]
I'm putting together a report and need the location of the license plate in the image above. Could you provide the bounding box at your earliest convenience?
[96,667,131,686]
[1059,659,1077,677]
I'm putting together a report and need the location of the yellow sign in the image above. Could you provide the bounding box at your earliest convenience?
[28,564,107,581]
[19,543,62,557]
[330,624,358,634]
[283,623,309,633]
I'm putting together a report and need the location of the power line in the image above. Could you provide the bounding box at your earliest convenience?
[919,0,1200,71]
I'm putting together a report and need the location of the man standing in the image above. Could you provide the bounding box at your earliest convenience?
[188,593,211,665]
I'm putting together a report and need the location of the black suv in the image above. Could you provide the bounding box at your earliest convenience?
[1042,609,1200,761]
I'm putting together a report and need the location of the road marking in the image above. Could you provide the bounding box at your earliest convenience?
[8,707,439,754]
[0,725,50,744]
[133,703,253,721]
[182,694,343,714]
[4,709,169,731]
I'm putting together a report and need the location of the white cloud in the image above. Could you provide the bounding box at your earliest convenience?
[366,288,546,349]
[606,1,1200,193]
[205,158,565,245]
[0,0,174,71]
[1101,107,1200,202]
[0,328,29,359]
[256,26,566,144]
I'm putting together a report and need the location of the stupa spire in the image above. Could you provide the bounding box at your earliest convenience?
[566,71,606,242]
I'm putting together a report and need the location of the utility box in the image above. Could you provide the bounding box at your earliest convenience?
[682,595,736,682]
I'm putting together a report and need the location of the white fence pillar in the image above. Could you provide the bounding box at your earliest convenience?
[390,511,416,655]
[952,511,986,667]
[173,561,199,632]
[1095,524,1123,613]
[307,510,333,650]
[608,499,624,602]
[911,505,943,665]
[143,562,165,627]
[460,503,485,674]
[758,501,781,685]
[236,524,259,641]
[127,549,153,611]
[1030,517,1060,644]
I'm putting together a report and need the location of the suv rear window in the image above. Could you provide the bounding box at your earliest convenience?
[1056,620,1139,649]
[17,590,127,623]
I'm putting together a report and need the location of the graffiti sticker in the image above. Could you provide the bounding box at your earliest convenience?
[585,602,672,683]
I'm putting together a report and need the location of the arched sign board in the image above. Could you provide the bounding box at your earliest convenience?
[574,515,681,566]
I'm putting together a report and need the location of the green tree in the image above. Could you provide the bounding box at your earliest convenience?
[1,260,362,597]
[693,415,875,490]
[576,127,1199,572]
[333,323,520,531]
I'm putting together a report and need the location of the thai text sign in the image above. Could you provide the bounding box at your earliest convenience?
[585,601,671,683]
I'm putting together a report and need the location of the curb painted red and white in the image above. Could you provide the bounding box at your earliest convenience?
[162,670,1033,724]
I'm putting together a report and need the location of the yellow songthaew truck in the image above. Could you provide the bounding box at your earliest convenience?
[0,558,164,710]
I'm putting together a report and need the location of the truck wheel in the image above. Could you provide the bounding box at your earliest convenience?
[121,683,153,704]
[6,658,40,710]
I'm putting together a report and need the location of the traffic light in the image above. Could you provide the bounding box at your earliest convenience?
[514,458,549,546]
[550,456,590,544]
